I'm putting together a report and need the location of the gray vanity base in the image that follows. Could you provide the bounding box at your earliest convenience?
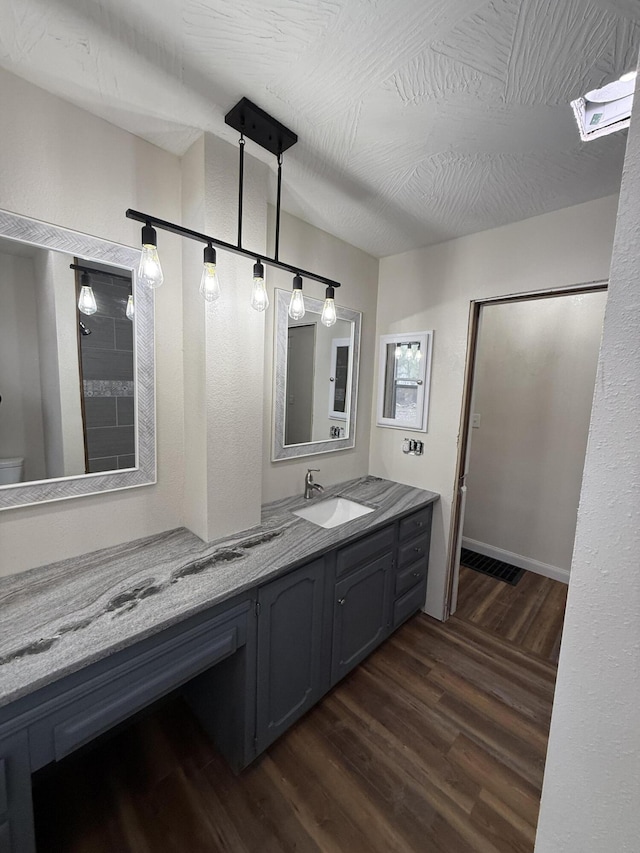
[0,477,437,852]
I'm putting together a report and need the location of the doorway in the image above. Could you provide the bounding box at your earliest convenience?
[446,283,608,639]
[285,324,316,445]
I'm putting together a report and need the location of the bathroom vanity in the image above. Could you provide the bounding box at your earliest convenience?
[0,476,437,853]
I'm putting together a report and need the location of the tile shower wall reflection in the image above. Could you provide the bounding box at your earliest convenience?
[79,268,135,472]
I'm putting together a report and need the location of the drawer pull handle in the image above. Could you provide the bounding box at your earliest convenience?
[412,571,422,578]
[415,521,423,528]
[414,547,422,553]
[338,598,346,606]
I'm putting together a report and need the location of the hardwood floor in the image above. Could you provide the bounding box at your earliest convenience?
[455,565,568,664]
[33,584,563,853]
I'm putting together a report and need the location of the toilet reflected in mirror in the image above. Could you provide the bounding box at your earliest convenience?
[0,457,24,485]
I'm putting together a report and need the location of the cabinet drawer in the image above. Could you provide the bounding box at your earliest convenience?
[29,603,249,765]
[393,579,427,628]
[395,561,427,597]
[398,506,432,542]
[336,525,394,577]
[397,534,429,569]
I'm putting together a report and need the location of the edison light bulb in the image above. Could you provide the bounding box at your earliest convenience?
[251,262,269,312]
[138,224,164,289]
[321,285,337,327]
[200,262,221,302]
[395,346,402,360]
[288,275,305,320]
[126,294,135,320]
[200,244,221,303]
[78,282,97,315]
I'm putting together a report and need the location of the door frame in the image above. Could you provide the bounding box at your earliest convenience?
[443,279,609,619]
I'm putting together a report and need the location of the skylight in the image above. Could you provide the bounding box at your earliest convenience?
[571,70,636,141]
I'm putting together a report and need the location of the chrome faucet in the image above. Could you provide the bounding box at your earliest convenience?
[304,469,324,499]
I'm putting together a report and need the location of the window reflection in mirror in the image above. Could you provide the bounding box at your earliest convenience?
[377,331,433,432]
[382,340,423,422]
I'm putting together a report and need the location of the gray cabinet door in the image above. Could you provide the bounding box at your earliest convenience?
[0,729,35,853]
[255,559,325,754]
[331,552,393,684]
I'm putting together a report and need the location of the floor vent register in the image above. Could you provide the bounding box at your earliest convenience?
[461,548,525,586]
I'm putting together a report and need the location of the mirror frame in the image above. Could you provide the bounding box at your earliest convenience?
[0,208,155,510]
[273,288,361,461]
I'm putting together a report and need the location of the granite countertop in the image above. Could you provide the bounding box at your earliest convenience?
[0,476,438,710]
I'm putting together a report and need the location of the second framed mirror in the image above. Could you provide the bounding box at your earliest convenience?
[273,289,361,461]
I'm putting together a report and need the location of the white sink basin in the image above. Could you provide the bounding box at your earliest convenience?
[292,497,374,529]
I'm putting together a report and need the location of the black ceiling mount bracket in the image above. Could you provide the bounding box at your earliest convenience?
[225,97,298,156]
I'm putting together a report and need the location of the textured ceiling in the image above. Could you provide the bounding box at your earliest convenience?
[1,0,639,257]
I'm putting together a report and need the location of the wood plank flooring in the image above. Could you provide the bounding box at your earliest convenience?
[33,585,563,853]
[455,565,567,664]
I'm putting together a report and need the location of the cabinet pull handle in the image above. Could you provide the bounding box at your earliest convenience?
[412,571,421,578]
[414,547,422,553]
[338,598,346,606]
[416,521,423,527]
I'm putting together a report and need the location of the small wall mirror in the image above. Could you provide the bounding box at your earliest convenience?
[273,288,361,461]
[376,331,433,431]
[0,209,155,510]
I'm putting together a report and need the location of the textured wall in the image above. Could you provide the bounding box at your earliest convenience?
[262,209,379,503]
[534,74,640,852]
[370,194,619,618]
[181,132,268,542]
[463,292,607,575]
[0,67,184,577]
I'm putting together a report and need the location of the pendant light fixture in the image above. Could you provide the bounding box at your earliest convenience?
[137,223,164,289]
[250,261,269,311]
[199,243,221,302]
[288,275,305,320]
[126,98,342,315]
[126,294,135,320]
[77,271,97,316]
[321,285,337,327]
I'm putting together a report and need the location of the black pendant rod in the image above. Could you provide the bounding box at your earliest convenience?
[237,134,245,249]
[69,262,132,282]
[126,209,341,289]
[275,152,283,262]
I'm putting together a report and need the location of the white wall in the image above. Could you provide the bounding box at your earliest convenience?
[0,67,184,577]
[182,132,268,542]
[534,79,640,852]
[262,209,378,502]
[0,251,46,480]
[463,292,607,578]
[370,194,619,618]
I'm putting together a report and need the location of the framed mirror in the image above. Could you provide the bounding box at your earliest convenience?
[0,209,155,510]
[273,288,361,461]
[376,331,433,431]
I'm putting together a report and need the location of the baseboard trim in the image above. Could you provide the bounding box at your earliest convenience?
[461,538,570,585]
